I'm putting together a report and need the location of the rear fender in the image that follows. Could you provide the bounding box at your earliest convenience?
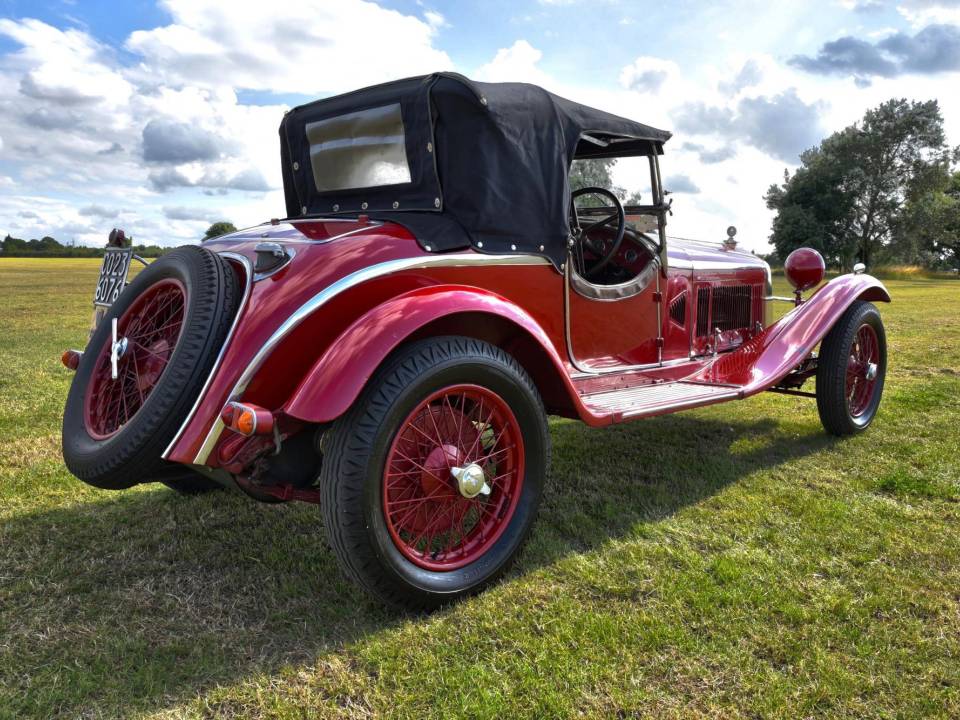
[283,285,583,423]
[700,273,890,394]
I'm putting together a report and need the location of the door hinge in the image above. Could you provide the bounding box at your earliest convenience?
[653,291,663,302]
[656,337,664,348]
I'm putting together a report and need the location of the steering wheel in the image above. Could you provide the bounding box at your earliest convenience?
[570,187,626,279]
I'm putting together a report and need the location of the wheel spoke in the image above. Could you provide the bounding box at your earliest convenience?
[381,383,525,571]
[83,279,186,438]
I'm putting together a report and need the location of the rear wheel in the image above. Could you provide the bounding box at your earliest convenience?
[62,246,240,489]
[320,337,549,610]
[816,301,886,436]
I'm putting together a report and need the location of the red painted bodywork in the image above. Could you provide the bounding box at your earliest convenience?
[160,219,889,471]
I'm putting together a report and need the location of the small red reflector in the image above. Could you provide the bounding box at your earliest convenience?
[221,402,274,436]
[61,349,82,371]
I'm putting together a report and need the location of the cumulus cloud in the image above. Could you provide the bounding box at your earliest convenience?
[142,119,224,163]
[675,89,825,162]
[719,59,763,95]
[840,0,960,24]
[0,18,132,106]
[424,11,448,32]
[664,174,700,194]
[162,206,219,221]
[79,204,120,218]
[124,0,452,94]
[148,165,273,193]
[790,23,960,80]
[680,142,737,164]
[474,40,551,84]
[619,56,680,93]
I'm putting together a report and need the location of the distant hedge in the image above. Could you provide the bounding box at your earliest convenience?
[1,234,170,258]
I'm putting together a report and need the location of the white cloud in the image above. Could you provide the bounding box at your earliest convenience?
[0,1,456,246]
[474,40,552,84]
[619,56,681,93]
[897,0,960,26]
[0,18,133,106]
[424,10,448,32]
[125,0,452,94]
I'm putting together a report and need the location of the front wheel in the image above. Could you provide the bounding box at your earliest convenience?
[320,337,550,610]
[816,301,887,436]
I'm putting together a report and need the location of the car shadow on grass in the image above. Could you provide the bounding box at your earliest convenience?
[2,413,836,718]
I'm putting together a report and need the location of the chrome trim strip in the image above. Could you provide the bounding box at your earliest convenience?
[204,223,382,246]
[192,252,552,464]
[568,260,658,301]
[161,251,254,460]
[667,258,766,272]
[620,388,741,418]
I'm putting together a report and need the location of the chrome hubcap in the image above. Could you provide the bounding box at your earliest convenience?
[451,463,491,499]
[865,362,878,381]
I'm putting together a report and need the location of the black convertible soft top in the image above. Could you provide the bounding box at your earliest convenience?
[279,72,671,267]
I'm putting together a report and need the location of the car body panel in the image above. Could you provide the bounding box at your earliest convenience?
[694,272,891,392]
[283,285,586,424]
[161,219,888,470]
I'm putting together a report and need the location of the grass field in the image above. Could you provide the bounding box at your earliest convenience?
[1,257,958,719]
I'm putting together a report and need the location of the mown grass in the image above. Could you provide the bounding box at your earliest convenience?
[0,257,958,719]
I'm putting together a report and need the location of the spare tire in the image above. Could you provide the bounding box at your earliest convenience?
[62,246,240,489]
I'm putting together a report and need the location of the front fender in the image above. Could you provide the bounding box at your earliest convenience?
[698,272,890,393]
[283,285,581,423]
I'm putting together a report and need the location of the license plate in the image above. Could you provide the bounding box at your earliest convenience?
[89,247,134,338]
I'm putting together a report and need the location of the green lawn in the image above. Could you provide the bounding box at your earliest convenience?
[1,257,958,719]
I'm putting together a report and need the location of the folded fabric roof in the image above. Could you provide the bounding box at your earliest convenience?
[279,72,672,267]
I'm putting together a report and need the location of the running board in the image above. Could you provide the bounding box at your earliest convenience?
[579,381,743,422]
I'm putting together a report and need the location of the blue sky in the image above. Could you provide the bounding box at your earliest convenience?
[2,0,959,250]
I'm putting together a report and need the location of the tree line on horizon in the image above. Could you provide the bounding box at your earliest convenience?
[0,222,238,258]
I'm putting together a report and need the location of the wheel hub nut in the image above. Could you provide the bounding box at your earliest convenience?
[865,362,878,381]
[451,463,490,498]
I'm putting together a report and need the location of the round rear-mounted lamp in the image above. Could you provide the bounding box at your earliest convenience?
[784,248,825,292]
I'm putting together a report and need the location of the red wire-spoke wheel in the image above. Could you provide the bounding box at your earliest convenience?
[382,385,525,571]
[846,323,880,418]
[817,300,887,436]
[83,279,187,439]
[320,337,549,610]
[62,246,240,490]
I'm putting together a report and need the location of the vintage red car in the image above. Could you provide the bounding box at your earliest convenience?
[61,73,889,609]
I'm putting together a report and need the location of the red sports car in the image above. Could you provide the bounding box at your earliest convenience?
[61,73,889,609]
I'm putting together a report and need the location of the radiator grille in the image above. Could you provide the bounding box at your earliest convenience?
[668,293,687,326]
[711,285,754,332]
[695,284,757,337]
[695,287,711,336]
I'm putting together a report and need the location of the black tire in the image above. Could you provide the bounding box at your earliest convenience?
[62,246,240,489]
[320,336,550,610]
[816,300,887,436]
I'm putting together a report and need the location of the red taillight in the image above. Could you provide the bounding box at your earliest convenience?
[61,349,82,371]
[220,402,274,436]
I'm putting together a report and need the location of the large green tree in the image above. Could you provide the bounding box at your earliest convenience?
[895,170,960,270]
[766,99,956,270]
[203,222,237,240]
